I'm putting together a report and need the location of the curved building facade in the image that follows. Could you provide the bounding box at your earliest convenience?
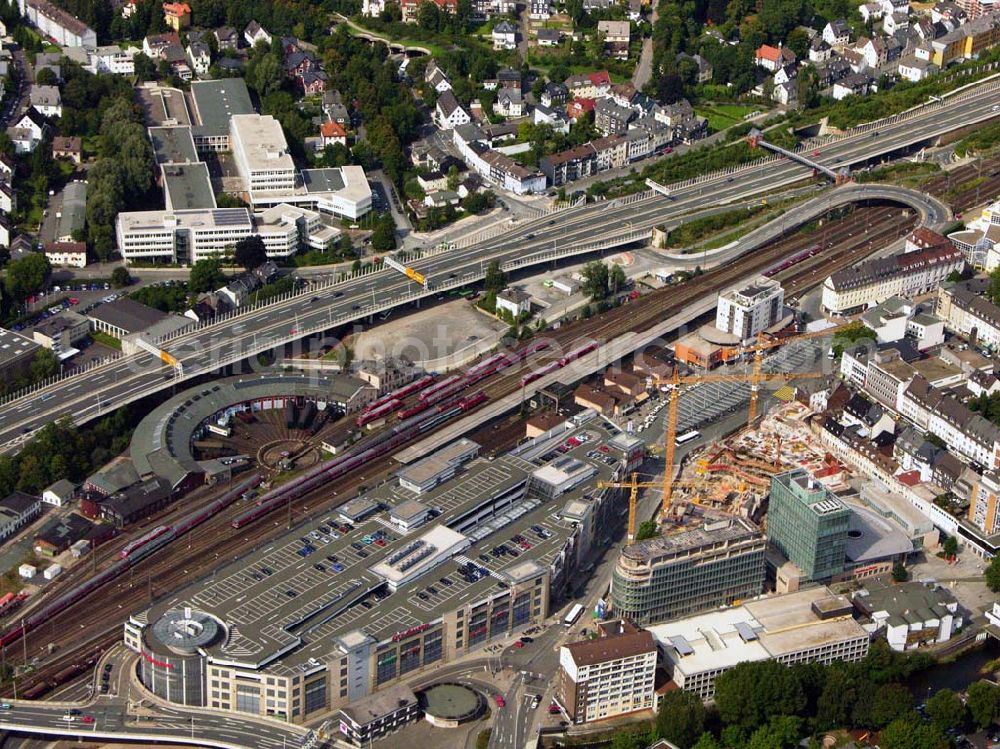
[139,607,221,706]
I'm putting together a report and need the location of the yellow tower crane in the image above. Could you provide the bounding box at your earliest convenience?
[650,324,850,520]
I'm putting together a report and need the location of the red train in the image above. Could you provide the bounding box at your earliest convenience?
[417,375,464,402]
[363,375,435,414]
[765,244,823,277]
[356,399,402,427]
[119,525,172,560]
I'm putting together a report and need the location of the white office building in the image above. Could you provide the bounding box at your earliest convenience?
[230,114,296,194]
[652,587,869,701]
[715,277,784,343]
[248,166,373,221]
[116,207,255,265]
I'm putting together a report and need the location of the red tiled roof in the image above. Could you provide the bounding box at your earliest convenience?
[320,121,346,138]
[756,44,782,61]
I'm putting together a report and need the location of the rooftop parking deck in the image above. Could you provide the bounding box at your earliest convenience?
[143,411,635,676]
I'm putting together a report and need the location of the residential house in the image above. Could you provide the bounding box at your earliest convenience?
[823,19,852,47]
[858,36,888,67]
[426,64,453,93]
[214,26,239,49]
[88,45,137,74]
[530,0,551,17]
[496,287,531,318]
[400,0,458,23]
[884,10,909,34]
[537,28,561,46]
[7,109,48,153]
[187,41,211,76]
[143,31,181,58]
[320,121,347,148]
[497,68,522,90]
[810,37,834,62]
[323,91,351,124]
[492,20,517,50]
[533,104,570,133]
[162,1,191,30]
[677,51,713,82]
[541,81,568,107]
[773,79,798,107]
[597,20,630,59]
[423,189,460,208]
[860,1,885,21]
[594,98,635,134]
[833,72,872,99]
[435,91,471,129]
[565,71,612,99]
[493,88,524,117]
[244,20,272,48]
[30,85,61,118]
[300,71,327,95]
[45,241,87,268]
[52,135,81,163]
[0,183,13,214]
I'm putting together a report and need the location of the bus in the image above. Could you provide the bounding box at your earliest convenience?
[675,430,701,447]
[563,603,585,628]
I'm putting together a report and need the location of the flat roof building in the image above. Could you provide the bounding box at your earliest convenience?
[336,684,421,746]
[853,579,963,651]
[715,277,785,343]
[125,418,640,723]
[86,298,169,338]
[398,438,479,494]
[652,587,868,701]
[149,126,198,164]
[230,114,296,194]
[55,181,86,242]
[116,207,254,265]
[189,79,255,151]
[768,469,849,582]
[161,162,216,211]
[248,166,373,221]
[0,328,41,381]
[611,518,766,625]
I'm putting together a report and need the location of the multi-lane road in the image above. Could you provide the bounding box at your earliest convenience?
[0,84,997,451]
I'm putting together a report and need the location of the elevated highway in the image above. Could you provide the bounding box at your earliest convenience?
[0,81,996,452]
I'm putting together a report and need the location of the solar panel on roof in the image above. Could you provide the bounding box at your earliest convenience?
[734,621,758,642]
[212,209,249,226]
[670,635,694,655]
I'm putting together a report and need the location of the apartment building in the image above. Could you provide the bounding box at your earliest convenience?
[17,0,96,47]
[968,470,1000,535]
[900,375,998,468]
[931,9,1000,66]
[936,279,1000,350]
[230,115,296,194]
[88,45,137,75]
[557,619,657,724]
[715,277,784,343]
[822,242,965,314]
[652,587,869,701]
[610,518,766,625]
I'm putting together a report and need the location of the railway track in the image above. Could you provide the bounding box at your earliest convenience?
[1,178,965,697]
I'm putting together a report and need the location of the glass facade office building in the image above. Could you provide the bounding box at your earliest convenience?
[768,469,849,581]
[611,518,766,625]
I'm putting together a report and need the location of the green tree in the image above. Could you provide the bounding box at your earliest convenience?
[880,715,948,749]
[746,716,802,749]
[926,688,966,731]
[609,263,627,295]
[852,682,912,729]
[446,164,460,191]
[110,267,131,288]
[189,258,226,293]
[942,536,958,557]
[691,734,721,749]
[29,349,57,381]
[891,560,909,582]
[988,549,1000,593]
[484,260,506,294]
[656,688,705,748]
[234,235,269,271]
[785,27,810,60]
[370,215,396,252]
[635,520,658,541]
[248,53,284,96]
[5,253,51,303]
[35,67,58,86]
[581,260,610,301]
[714,660,806,734]
[966,680,1000,730]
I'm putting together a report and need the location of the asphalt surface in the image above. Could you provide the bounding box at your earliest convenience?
[0,86,996,452]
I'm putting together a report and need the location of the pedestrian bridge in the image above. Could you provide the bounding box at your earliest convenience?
[747,129,843,181]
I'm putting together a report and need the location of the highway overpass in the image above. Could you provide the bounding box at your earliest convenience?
[0,80,996,452]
